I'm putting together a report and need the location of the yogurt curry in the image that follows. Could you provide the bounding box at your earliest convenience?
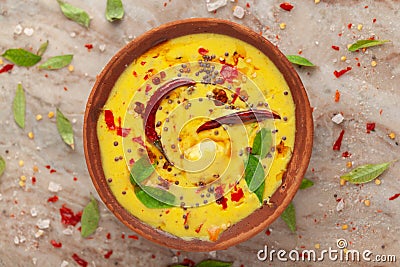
[97,33,295,241]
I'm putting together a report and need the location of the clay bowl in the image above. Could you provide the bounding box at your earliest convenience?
[84,18,313,251]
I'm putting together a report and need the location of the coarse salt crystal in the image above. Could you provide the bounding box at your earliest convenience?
[32,258,38,265]
[36,218,50,229]
[171,256,178,263]
[19,235,26,243]
[23,27,34,36]
[233,6,245,19]
[99,44,106,52]
[14,236,19,245]
[70,32,76,38]
[336,199,345,212]
[34,230,44,238]
[48,181,62,192]
[332,113,344,124]
[14,24,23,35]
[206,0,227,12]
[62,226,74,235]
[61,261,69,267]
[30,207,38,217]
[209,251,217,257]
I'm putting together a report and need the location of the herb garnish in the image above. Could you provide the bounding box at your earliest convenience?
[39,55,73,70]
[57,0,91,28]
[340,162,391,184]
[2,48,41,67]
[13,84,26,129]
[281,202,296,232]
[37,40,49,57]
[56,108,75,150]
[0,156,5,177]
[106,0,124,22]
[348,39,390,52]
[81,195,100,238]
[286,55,315,67]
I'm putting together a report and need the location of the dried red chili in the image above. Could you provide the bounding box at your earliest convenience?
[128,235,138,240]
[342,151,351,158]
[0,64,14,74]
[182,258,196,267]
[104,110,116,130]
[389,193,400,201]
[144,78,196,161]
[104,250,113,259]
[60,204,82,226]
[366,122,375,133]
[196,109,281,133]
[334,67,352,78]
[72,253,88,267]
[50,239,62,248]
[280,2,294,11]
[231,87,241,104]
[195,223,204,233]
[47,195,59,203]
[333,129,345,151]
[331,45,340,51]
[231,188,244,202]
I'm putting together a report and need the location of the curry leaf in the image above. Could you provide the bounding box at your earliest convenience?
[244,154,265,194]
[2,48,41,67]
[281,202,296,232]
[57,0,90,28]
[254,181,265,203]
[56,108,75,150]
[299,178,314,189]
[348,39,390,52]
[13,84,26,129]
[37,40,49,57]
[39,54,73,70]
[252,128,272,159]
[106,0,124,22]
[195,260,233,267]
[129,157,155,185]
[135,186,174,209]
[286,55,315,67]
[340,162,391,184]
[0,156,5,177]
[81,196,100,238]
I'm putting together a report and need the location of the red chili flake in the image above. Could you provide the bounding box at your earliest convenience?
[220,65,238,83]
[73,177,78,181]
[104,250,113,259]
[347,23,352,29]
[246,2,250,8]
[50,169,56,174]
[32,177,36,185]
[64,87,68,91]
[183,212,190,225]
[342,151,352,158]
[357,62,361,67]
[106,233,111,239]
[84,44,93,51]
[182,258,195,267]
[231,188,244,202]
[389,193,400,201]
[104,110,116,130]
[132,71,138,77]
[280,2,294,11]
[140,61,146,66]
[0,64,14,74]
[198,47,209,56]
[231,87,241,104]
[334,90,341,102]
[265,229,271,236]
[373,18,376,23]
[121,233,125,239]
[366,122,375,133]
[50,239,62,248]
[331,45,340,51]
[365,5,368,8]
[60,204,82,226]
[334,67,352,78]
[128,235,138,240]
[216,196,228,209]
[145,84,152,92]
[45,165,51,169]
[151,255,156,259]
[163,2,167,7]
[72,253,88,267]
[116,127,131,137]
[195,223,204,233]
[48,195,59,203]
[165,210,170,214]
[379,109,383,115]
[333,130,345,151]
[132,136,145,148]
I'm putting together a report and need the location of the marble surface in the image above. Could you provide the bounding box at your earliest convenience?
[0,0,399,266]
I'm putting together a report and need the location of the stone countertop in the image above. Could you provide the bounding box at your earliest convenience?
[0,0,399,266]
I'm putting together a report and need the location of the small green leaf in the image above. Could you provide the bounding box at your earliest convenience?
[2,48,41,67]
[81,196,100,238]
[106,0,124,22]
[281,202,296,232]
[37,40,49,57]
[286,55,315,67]
[254,180,265,203]
[348,39,390,52]
[299,178,314,189]
[56,108,75,149]
[252,128,272,159]
[195,260,233,267]
[129,157,155,185]
[135,186,174,209]
[39,54,73,70]
[57,0,90,28]
[340,162,391,184]
[0,156,5,177]
[244,154,265,194]
[13,84,26,129]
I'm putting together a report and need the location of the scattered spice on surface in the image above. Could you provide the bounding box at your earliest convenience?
[72,253,88,267]
[0,64,14,74]
[334,67,352,78]
[60,204,82,226]
[84,44,93,51]
[50,239,62,248]
[366,122,375,133]
[331,45,340,51]
[280,2,294,11]
[104,250,113,259]
[47,195,59,203]
[389,193,400,201]
[334,90,341,102]
[333,130,345,151]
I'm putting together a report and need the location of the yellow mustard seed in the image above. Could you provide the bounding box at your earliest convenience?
[68,65,74,72]
[18,160,24,167]
[346,161,353,168]
[371,60,377,67]
[0,59,3,65]
[33,166,39,173]
[375,179,381,185]
[364,199,371,207]
[340,178,346,186]
[314,0,320,3]
[279,23,286,30]
[357,24,363,31]
[48,111,55,119]
[315,243,321,249]
[36,114,43,121]
[28,132,34,139]
[20,175,27,182]
[341,56,347,61]
[342,224,348,230]
[19,180,25,187]
[388,132,396,139]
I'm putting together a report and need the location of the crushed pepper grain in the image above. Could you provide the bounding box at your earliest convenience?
[340,178,346,186]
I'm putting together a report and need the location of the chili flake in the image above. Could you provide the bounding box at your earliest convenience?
[0,64,14,74]
[334,67,352,78]
[128,235,138,240]
[104,250,113,259]
[198,47,209,55]
[342,151,351,158]
[366,122,375,133]
[331,45,340,51]
[50,239,62,248]
[60,204,82,226]
[389,193,400,201]
[195,223,204,233]
[72,253,88,267]
[84,44,93,51]
[231,188,244,202]
[47,195,59,203]
[280,2,294,11]
[104,110,116,130]
[334,90,341,102]
[333,129,345,151]
[216,196,228,209]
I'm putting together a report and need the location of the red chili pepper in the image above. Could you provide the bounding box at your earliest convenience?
[104,250,113,259]
[60,204,82,226]
[331,45,340,51]
[143,78,196,161]
[334,67,352,78]
[333,129,345,151]
[280,2,294,11]
[347,23,352,29]
[366,122,375,133]
[128,235,138,240]
[389,193,400,201]
[196,109,281,133]
[72,253,88,267]
[50,240,62,248]
[265,229,271,236]
[104,110,116,130]
[216,196,228,209]
[84,44,93,51]
[47,195,59,203]
[231,188,244,202]
[0,64,14,74]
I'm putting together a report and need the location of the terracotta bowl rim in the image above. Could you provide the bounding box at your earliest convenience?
[83,18,314,251]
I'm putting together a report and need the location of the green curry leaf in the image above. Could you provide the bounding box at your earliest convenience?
[0,156,5,177]
[39,54,73,70]
[286,55,315,67]
[57,0,90,28]
[252,128,272,159]
[106,0,124,22]
[348,39,390,52]
[281,202,296,233]
[13,84,26,129]
[244,154,265,195]
[37,40,49,57]
[56,108,75,149]
[299,178,314,189]
[135,186,174,209]
[340,162,391,184]
[129,157,155,185]
[195,260,233,267]
[2,48,41,67]
[81,196,100,238]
